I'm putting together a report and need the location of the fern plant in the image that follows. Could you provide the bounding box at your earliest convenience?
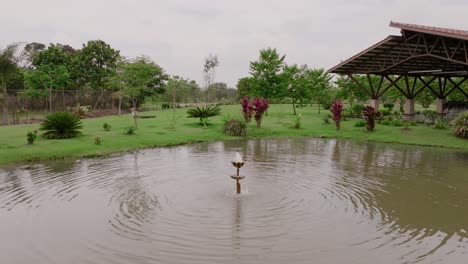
[39,112,83,139]
[187,106,221,126]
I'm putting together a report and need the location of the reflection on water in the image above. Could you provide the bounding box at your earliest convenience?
[0,138,467,264]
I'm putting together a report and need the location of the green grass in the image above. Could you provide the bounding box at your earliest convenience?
[0,104,467,166]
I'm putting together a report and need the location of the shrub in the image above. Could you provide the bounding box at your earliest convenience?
[103,123,111,131]
[390,119,404,127]
[252,97,269,127]
[379,118,391,126]
[350,104,364,117]
[422,110,438,124]
[161,103,171,109]
[434,119,448,130]
[354,120,366,127]
[451,111,468,138]
[68,104,90,119]
[292,113,302,129]
[26,130,38,144]
[383,103,394,110]
[40,112,83,139]
[330,101,343,130]
[241,96,254,123]
[322,115,331,124]
[223,117,247,136]
[362,106,381,131]
[94,136,102,145]
[380,109,392,116]
[124,126,136,135]
[187,106,221,127]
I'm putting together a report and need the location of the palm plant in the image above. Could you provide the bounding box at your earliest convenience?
[0,43,20,125]
[187,106,221,126]
[40,112,83,139]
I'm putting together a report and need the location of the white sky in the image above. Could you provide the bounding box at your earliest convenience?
[2,0,468,87]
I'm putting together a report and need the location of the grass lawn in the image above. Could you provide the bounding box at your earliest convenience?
[0,104,466,166]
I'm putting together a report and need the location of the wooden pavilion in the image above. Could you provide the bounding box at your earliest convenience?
[328,21,468,115]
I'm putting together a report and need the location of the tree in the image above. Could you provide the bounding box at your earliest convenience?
[0,43,21,124]
[335,75,368,105]
[203,54,219,105]
[24,65,70,112]
[282,64,311,115]
[75,40,120,90]
[416,87,436,110]
[21,42,46,69]
[306,68,333,114]
[118,57,167,128]
[249,48,286,100]
[236,77,254,99]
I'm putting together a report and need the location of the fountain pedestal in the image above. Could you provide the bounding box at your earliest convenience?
[231,161,245,194]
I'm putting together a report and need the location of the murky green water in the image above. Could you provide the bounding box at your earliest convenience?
[0,138,467,264]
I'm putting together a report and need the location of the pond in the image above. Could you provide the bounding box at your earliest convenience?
[0,138,467,264]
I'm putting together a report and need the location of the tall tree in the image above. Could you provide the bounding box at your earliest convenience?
[249,48,286,100]
[24,65,70,112]
[21,42,46,69]
[282,64,311,115]
[203,54,219,105]
[75,40,120,90]
[306,68,333,114]
[118,57,167,128]
[0,43,21,124]
[335,75,369,105]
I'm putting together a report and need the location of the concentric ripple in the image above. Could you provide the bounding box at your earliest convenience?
[0,138,467,264]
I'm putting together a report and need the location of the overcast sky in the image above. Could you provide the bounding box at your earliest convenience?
[2,0,468,87]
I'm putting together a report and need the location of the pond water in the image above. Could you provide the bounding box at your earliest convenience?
[1,138,467,264]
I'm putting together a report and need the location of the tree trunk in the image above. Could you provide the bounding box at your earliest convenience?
[1,81,8,125]
[292,98,296,115]
[49,88,53,112]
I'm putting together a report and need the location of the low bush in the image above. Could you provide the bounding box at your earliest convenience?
[451,111,468,138]
[434,119,448,130]
[379,118,391,126]
[103,123,111,131]
[292,113,303,129]
[124,126,136,135]
[94,136,102,145]
[161,103,171,109]
[383,103,394,110]
[223,117,247,137]
[390,119,404,127]
[40,112,83,139]
[26,130,38,144]
[322,115,331,124]
[354,120,366,127]
[350,104,364,117]
[380,109,392,116]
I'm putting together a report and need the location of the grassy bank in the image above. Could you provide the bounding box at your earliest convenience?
[0,104,467,166]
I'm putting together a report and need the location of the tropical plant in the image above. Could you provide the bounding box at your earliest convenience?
[362,106,381,131]
[451,111,468,138]
[223,117,247,136]
[26,130,38,144]
[124,126,136,135]
[330,101,343,130]
[187,106,221,126]
[69,104,90,119]
[39,112,83,139]
[252,97,269,127]
[241,96,254,122]
[103,123,111,131]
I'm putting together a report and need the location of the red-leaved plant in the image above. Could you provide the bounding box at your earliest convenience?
[362,106,381,131]
[330,101,343,130]
[252,97,269,127]
[241,96,254,123]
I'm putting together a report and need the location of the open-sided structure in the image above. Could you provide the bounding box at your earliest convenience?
[328,21,468,114]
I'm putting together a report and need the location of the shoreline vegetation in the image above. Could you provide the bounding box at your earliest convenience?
[0,104,467,167]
